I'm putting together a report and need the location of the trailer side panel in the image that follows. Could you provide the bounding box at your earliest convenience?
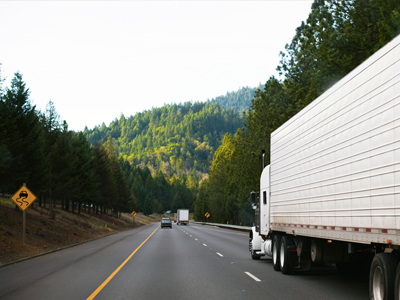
[270,35,400,245]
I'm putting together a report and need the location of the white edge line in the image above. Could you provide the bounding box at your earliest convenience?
[245,272,261,282]
[203,244,207,247]
[216,252,224,257]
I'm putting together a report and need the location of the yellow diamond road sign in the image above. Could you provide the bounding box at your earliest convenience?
[11,185,37,211]
[131,211,137,217]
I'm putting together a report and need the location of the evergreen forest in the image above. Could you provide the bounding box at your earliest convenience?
[83,102,242,190]
[0,73,132,217]
[83,102,243,214]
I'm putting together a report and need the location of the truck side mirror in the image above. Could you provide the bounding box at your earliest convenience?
[250,191,259,208]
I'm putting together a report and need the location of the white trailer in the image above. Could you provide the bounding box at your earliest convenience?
[177,209,189,225]
[249,33,400,300]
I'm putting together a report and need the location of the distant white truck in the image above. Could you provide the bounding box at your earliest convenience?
[174,213,177,223]
[177,209,189,225]
[249,34,400,300]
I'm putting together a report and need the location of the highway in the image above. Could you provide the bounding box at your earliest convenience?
[0,223,369,300]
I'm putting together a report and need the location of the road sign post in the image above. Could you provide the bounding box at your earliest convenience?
[131,211,137,224]
[23,211,26,246]
[11,184,37,246]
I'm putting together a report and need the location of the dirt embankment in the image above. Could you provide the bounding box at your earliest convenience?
[0,197,163,266]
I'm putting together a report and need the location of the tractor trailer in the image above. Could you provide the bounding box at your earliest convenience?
[249,33,400,300]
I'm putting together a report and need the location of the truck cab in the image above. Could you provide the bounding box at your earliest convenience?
[249,165,272,259]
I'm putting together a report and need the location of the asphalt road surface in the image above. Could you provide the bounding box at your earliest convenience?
[0,223,369,300]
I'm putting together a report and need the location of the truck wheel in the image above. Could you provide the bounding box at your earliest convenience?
[280,235,294,275]
[272,235,281,271]
[369,253,398,300]
[249,237,261,260]
[251,250,261,260]
[395,263,400,300]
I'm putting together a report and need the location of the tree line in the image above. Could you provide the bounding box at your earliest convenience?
[0,71,132,217]
[194,0,400,225]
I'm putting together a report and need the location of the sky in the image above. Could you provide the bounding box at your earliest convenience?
[0,1,313,132]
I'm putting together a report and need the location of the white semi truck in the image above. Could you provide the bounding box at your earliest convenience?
[177,209,189,225]
[249,33,400,300]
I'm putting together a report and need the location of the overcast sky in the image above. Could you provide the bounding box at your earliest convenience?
[0,1,313,132]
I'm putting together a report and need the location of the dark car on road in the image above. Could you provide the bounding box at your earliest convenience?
[161,218,172,229]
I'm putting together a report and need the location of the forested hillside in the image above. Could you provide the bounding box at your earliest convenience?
[0,72,244,218]
[210,86,261,114]
[195,0,400,225]
[84,102,242,191]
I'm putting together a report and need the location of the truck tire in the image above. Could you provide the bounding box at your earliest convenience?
[280,235,294,275]
[272,235,281,271]
[249,232,261,260]
[251,250,261,260]
[369,253,398,300]
[395,263,400,300]
[250,241,261,260]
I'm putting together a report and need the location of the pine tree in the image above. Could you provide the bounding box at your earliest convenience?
[1,72,48,194]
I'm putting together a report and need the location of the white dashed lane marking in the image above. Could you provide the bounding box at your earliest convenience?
[179,226,258,283]
[245,272,261,282]
[179,227,224,259]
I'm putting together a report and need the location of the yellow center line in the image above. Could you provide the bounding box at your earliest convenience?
[87,225,160,300]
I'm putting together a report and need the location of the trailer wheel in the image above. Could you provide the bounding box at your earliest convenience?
[280,235,294,275]
[369,253,398,300]
[394,262,400,300]
[272,235,281,271]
